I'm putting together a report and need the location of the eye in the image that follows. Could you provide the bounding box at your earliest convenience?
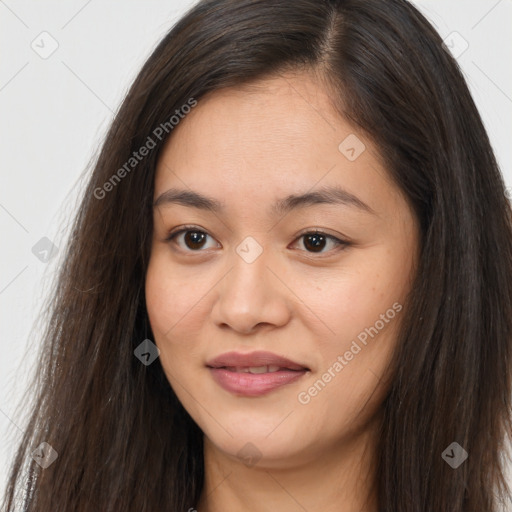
[292,230,349,254]
[165,226,349,254]
[165,226,219,252]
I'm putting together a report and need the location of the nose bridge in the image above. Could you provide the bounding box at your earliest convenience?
[212,235,290,332]
[227,236,273,301]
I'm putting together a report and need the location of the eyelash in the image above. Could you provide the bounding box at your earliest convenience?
[164,225,350,256]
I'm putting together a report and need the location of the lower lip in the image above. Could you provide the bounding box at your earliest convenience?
[208,367,308,397]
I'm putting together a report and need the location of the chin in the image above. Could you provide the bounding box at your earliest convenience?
[204,420,312,465]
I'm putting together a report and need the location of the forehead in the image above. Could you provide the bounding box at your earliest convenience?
[158,71,344,164]
[154,71,397,217]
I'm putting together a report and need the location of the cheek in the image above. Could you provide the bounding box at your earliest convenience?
[292,247,410,417]
[145,255,204,388]
[295,249,409,348]
[293,259,405,434]
[145,251,209,338]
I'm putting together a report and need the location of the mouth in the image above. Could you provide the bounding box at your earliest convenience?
[206,351,310,396]
[206,350,309,371]
[212,365,305,373]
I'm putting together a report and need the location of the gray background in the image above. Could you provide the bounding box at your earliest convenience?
[1,0,511,505]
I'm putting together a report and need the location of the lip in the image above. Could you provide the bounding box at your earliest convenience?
[206,351,309,397]
[206,350,309,371]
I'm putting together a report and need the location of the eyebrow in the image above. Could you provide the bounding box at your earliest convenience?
[153,185,377,216]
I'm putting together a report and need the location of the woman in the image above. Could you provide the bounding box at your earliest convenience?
[3,0,512,510]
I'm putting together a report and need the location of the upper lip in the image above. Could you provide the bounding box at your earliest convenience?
[206,351,309,371]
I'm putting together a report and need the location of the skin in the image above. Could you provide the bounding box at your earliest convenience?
[145,69,420,512]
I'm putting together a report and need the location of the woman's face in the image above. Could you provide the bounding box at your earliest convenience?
[146,71,419,468]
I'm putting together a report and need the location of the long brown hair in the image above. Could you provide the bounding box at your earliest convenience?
[3,0,512,510]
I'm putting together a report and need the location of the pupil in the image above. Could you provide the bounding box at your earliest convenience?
[185,231,206,249]
[305,234,326,252]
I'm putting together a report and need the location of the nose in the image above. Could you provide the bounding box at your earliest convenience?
[210,246,292,335]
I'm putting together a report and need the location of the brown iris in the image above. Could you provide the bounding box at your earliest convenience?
[302,233,327,252]
[184,231,207,250]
